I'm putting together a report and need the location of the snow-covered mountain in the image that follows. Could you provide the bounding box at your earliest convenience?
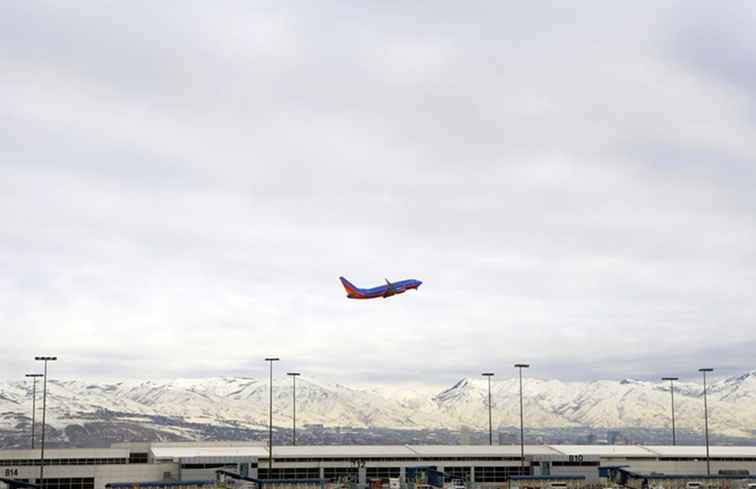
[1,372,754,446]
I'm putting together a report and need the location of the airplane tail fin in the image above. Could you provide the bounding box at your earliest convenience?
[339,276,361,296]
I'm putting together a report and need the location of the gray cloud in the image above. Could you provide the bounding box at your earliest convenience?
[1,2,755,385]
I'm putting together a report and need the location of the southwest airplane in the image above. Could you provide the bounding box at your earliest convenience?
[339,276,422,299]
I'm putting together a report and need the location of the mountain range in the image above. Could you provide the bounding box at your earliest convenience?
[1,371,754,447]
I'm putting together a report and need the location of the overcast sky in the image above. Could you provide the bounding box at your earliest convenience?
[1,2,755,385]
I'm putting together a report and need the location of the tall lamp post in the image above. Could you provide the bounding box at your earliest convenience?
[35,356,57,487]
[25,373,44,449]
[514,364,530,471]
[481,373,494,446]
[287,373,301,446]
[699,368,714,477]
[264,357,279,476]
[661,377,679,446]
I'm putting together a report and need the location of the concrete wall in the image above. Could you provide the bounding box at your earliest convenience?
[0,463,176,489]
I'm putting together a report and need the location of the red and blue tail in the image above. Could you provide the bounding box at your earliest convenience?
[339,276,364,298]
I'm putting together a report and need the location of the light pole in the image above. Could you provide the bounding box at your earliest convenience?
[265,358,279,476]
[661,377,679,446]
[514,364,530,471]
[481,373,494,446]
[25,374,43,449]
[287,373,301,446]
[699,368,713,477]
[35,356,57,487]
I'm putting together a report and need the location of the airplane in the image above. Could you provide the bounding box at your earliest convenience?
[339,276,422,299]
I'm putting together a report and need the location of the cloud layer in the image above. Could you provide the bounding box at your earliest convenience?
[1,2,755,384]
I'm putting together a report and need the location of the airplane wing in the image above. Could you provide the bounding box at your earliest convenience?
[384,278,406,296]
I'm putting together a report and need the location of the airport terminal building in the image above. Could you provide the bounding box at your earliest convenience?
[2,443,756,489]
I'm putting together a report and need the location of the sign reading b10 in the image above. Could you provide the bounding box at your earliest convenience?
[568,455,584,463]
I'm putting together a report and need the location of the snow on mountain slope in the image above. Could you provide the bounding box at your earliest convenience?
[0,371,754,440]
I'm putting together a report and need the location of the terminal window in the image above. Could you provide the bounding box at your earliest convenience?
[324,467,358,481]
[552,461,600,467]
[258,468,320,480]
[181,463,238,470]
[0,459,126,466]
[474,466,529,482]
[444,467,471,481]
[129,453,149,464]
[365,468,400,481]
[37,478,95,489]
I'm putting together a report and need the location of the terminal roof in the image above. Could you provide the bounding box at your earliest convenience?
[645,446,756,457]
[408,445,561,457]
[550,445,657,457]
[269,445,417,457]
[0,448,129,459]
[141,443,756,460]
[151,446,267,459]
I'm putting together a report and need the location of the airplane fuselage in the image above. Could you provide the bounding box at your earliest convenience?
[339,277,422,299]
